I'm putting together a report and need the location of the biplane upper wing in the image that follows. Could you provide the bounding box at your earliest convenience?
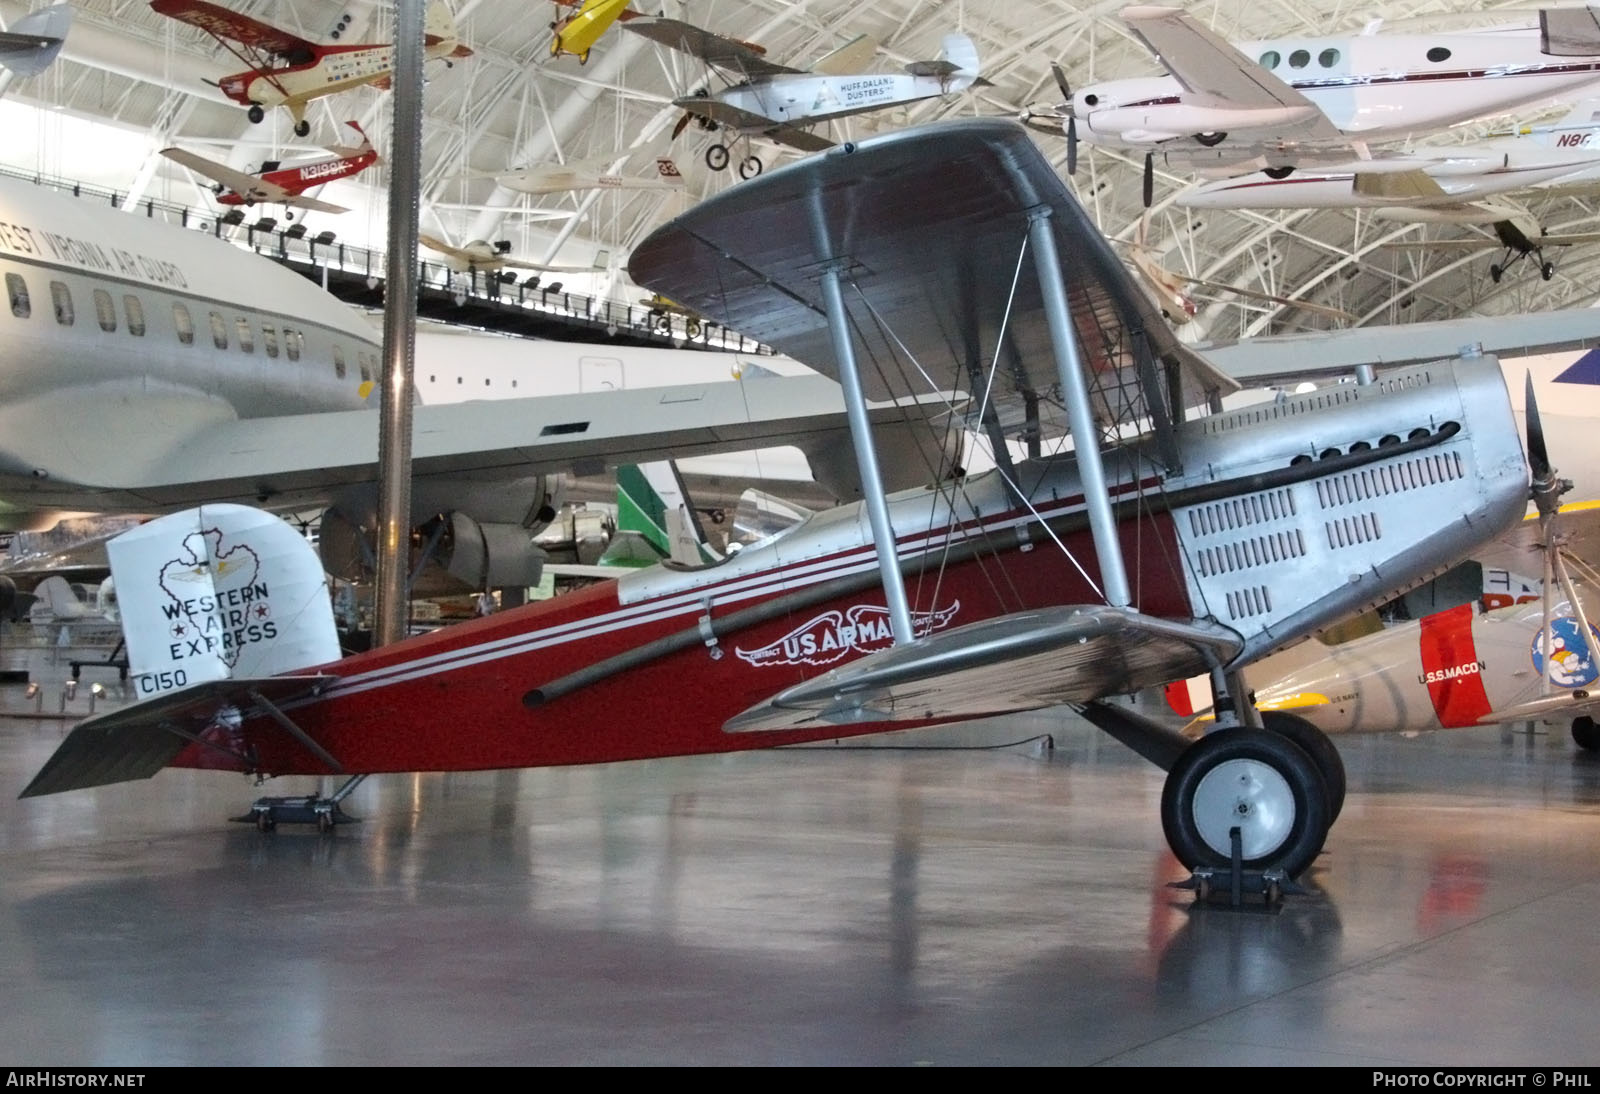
[671,97,835,152]
[1121,5,1342,141]
[628,118,1244,729]
[623,16,803,78]
[628,116,1238,440]
[151,0,320,59]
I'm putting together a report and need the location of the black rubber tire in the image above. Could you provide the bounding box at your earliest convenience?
[1490,264,1503,283]
[1542,261,1555,281]
[294,119,311,138]
[738,156,763,179]
[247,105,265,124]
[1261,710,1346,823]
[1264,166,1294,180]
[1161,727,1330,880]
[705,144,730,171]
[1572,715,1600,752]
[1194,130,1228,147]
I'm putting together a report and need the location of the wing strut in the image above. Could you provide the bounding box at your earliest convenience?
[1026,207,1131,608]
[819,263,915,645]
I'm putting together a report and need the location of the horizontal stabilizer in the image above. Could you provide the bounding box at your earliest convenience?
[19,675,337,797]
[0,3,70,77]
[725,605,1242,732]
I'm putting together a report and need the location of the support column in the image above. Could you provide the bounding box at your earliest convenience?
[374,0,424,647]
[819,264,914,645]
[1027,208,1131,608]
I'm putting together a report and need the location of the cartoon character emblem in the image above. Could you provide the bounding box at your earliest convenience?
[735,601,959,668]
[1530,616,1600,688]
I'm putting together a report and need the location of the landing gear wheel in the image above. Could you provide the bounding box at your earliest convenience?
[1261,710,1346,823]
[247,105,265,124]
[1490,264,1503,284]
[579,50,590,65]
[1573,715,1600,751]
[549,35,560,57]
[738,155,763,179]
[705,144,730,171]
[685,318,703,339]
[294,119,311,138]
[1263,165,1294,180]
[1542,260,1556,281]
[1194,130,1228,147]
[1161,727,1330,881]
[255,810,275,833]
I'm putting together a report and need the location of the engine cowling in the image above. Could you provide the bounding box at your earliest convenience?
[318,474,565,594]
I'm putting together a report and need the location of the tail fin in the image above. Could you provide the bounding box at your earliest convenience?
[425,0,473,58]
[31,575,89,621]
[325,120,376,159]
[0,3,71,78]
[606,462,722,568]
[938,33,981,90]
[109,504,339,700]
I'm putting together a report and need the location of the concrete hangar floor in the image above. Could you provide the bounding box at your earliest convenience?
[2,699,1599,1067]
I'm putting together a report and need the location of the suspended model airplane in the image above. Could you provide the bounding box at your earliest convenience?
[548,0,639,64]
[1178,102,1600,282]
[160,121,379,218]
[624,17,982,178]
[1025,5,1600,205]
[19,120,1538,896]
[484,154,684,196]
[417,234,608,277]
[150,0,473,137]
[0,3,71,78]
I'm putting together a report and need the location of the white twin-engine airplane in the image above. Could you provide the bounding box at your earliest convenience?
[1032,5,1600,192]
[0,169,960,593]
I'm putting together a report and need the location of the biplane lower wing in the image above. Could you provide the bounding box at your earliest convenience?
[19,675,338,798]
[726,606,1244,731]
[672,97,835,152]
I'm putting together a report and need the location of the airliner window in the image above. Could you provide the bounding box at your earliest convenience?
[262,324,279,358]
[123,295,145,336]
[210,311,227,349]
[1319,48,1340,67]
[6,273,29,318]
[1258,50,1280,68]
[172,303,193,345]
[50,282,73,326]
[285,328,301,361]
[333,345,346,379]
[93,289,116,332]
[1289,49,1310,68]
[235,317,254,353]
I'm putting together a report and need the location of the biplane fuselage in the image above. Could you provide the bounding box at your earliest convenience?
[171,352,1524,781]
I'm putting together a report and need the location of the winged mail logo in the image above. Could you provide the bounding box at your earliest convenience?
[157,528,274,668]
[735,600,960,667]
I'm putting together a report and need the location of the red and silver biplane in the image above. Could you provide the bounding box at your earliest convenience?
[21,120,1534,889]
[160,121,379,217]
[150,0,472,137]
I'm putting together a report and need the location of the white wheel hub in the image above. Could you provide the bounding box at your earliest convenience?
[1190,757,1296,860]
